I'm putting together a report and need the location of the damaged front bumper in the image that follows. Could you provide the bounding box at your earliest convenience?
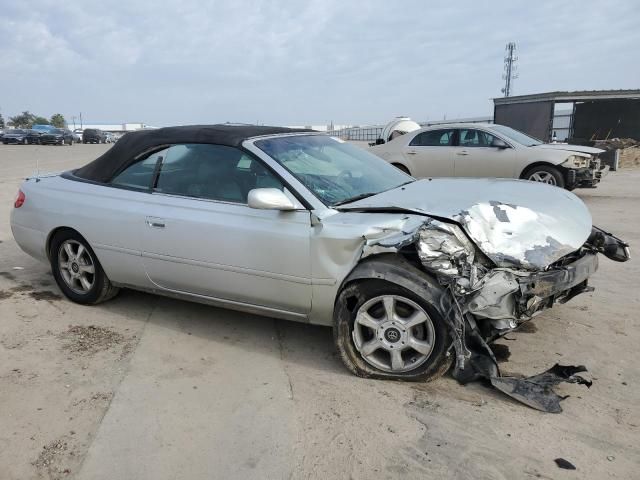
[471,251,598,332]
[362,216,629,411]
[567,159,608,188]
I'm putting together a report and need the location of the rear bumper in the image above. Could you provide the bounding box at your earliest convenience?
[10,221,48,262]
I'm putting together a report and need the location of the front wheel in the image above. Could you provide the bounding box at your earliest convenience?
[523,165,565,188]
[334,280,451,381]
[50,230,119,305]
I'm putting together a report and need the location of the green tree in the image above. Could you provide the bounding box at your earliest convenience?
[8,111,36,128]
[33,116,50,125]
[50,113,66,128]
[0,112,5,129]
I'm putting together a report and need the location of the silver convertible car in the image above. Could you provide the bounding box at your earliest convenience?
[10,126,629,403]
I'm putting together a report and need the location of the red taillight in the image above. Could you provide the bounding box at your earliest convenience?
[14,190,25,208]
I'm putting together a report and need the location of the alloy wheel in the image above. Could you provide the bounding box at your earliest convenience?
[352,295,436,373]
[528,171,557,185]
[58,240,95,294]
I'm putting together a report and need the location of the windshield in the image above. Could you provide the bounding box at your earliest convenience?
[255,135,413,206]
[52,129,65,134]
[9,129,26,134]
[490,124,543,146]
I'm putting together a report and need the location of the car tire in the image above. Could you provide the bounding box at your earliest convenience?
[50,230,119,305]
[333,279,451,381]
[522,165,565,188]
[69,139,73,146]
[392,163,411,175]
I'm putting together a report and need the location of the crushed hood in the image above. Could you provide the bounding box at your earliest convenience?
[535,143,604,155]
[338,178,593,269]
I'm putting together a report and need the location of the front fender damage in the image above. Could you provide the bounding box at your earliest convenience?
[357,211,628,412]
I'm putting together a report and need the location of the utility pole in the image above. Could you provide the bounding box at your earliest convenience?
[501,42,518,97]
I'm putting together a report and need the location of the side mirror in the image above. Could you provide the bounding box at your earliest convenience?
[492,138,509,149]
[247,188,296,211]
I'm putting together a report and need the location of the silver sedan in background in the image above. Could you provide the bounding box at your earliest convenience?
[369,123,607,190]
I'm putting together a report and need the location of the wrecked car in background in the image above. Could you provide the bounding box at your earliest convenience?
[10,126,629,412]
[370,122,608,191]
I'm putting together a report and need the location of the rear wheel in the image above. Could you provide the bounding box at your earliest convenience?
[523,165,565,188]
[334,280,451,381]
[50,230,119,305]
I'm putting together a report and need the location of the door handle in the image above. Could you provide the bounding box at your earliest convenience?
[146,216,166,228]
[406,151,417,155]
[456,151,469,156]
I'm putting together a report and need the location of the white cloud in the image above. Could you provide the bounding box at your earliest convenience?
[1,0,638,125]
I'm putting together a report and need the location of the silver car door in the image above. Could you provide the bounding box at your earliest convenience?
[94,148,172,287]
[401,129,455,178]
[140,144,312,314]
[452,129,518,178]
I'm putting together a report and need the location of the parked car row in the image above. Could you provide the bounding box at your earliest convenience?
[1,128,76,145]
[1,128,118,145]
[368,120,608,191]
[1,129,43,145]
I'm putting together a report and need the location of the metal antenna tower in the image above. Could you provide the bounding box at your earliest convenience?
[501,42,518,97]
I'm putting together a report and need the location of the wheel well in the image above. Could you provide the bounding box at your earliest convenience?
[337,254,444,309]
[519,161,564,179]
[391,163,411,175]
[46,227,81,260]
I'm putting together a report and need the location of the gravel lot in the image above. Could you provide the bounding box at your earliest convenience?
[1,144,638,479]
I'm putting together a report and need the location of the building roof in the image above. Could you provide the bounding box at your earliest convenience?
[493,89,640,105]
[73,124,313,183]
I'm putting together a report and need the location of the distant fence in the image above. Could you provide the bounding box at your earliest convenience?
[327,116,494,142]
[326,126,383,142]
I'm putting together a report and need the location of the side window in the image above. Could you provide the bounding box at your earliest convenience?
[459,129,495,147]
[409,129,454,146]
[478,130,497,146]
[154,144,283,203]
[110,147,169,190]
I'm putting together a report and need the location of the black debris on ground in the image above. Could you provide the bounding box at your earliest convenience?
[554,458,577,470]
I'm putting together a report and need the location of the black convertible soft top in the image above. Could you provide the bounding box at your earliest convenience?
[73,124,313,183]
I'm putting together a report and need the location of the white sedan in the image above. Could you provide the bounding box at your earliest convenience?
[369,123,606,190]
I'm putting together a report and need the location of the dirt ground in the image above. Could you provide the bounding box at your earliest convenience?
[0,144,638,479]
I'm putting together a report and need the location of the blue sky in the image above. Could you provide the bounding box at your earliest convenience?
[1,0,638,126]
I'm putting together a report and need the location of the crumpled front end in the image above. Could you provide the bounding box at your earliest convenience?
[361,214,629,411]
